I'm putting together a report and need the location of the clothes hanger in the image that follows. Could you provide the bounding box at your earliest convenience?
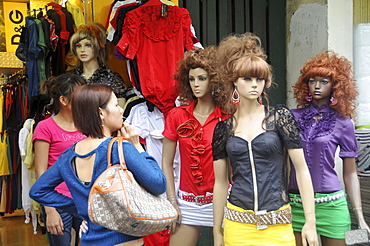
[160,0,175,6]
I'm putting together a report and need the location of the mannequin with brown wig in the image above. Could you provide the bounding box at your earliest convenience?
[212,33,318,246]
[69,23,127,107]
[290,51,369,246]
[162,47,230,246]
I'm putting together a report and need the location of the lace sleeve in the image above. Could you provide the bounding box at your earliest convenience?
[112,72,127,98]
[274,105,302,149]
[212,118,231,160]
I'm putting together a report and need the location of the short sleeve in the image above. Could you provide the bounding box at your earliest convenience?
[212,119,230,160]
[32,120,52,143]
[162,107,180,141]
[274,105,302,149]
[339,119,358,158]
[116,11,139,59]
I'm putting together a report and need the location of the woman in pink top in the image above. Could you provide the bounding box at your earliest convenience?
[33,73,86,246]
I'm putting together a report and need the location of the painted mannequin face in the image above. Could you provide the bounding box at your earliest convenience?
[189,68,211,98]
[235,77,265,101]
[308,76,332,104]
[75,38,96,63]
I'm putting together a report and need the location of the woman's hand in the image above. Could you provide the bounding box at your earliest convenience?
[301,220,318,246]
[118,123,144,152]
[79,220,88,238]
[45,206,64,235]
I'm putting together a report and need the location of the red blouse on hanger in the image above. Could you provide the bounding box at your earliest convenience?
[116,4,197,116]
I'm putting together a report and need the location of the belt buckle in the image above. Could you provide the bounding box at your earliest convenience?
[255,210,268,230]
[195,195,204,206]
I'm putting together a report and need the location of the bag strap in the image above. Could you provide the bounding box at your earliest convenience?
[106,136,128,169]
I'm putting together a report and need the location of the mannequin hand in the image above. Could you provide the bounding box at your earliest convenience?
[301,221,318,246]
[79,220,88,238]
[358,219,370,234]
[45,206,64,235]
[213,227,224,246]
[167,202,182,234]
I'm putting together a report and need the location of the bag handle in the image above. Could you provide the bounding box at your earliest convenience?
[106,136,128,169]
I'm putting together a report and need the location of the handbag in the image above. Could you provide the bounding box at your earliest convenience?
[88,137,178,237]
[345,229,369,245]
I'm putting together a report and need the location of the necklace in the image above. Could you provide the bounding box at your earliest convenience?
[193,111,209,118]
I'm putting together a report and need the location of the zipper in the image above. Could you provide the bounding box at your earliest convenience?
[248,141,259,212]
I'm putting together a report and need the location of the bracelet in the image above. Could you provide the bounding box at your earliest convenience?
[353,207,362,210]
[167,194,176,198]
[213,224,222,227]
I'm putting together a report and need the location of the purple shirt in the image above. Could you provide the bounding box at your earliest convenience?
[289,103,357,193]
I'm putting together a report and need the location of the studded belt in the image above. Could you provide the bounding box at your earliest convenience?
[224,205,292,230]
[290,191,345,204]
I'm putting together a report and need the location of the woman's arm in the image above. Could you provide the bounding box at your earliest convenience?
[34,139,65,235]
[213,158,228,246]
[289,148,318,246]
[34,140,50,179]
[30,162,76,214]
[343,157,370,231]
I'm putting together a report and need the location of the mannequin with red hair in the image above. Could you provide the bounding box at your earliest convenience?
[289,51,369,246]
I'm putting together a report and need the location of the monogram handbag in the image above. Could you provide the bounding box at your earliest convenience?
[88,137,178,237]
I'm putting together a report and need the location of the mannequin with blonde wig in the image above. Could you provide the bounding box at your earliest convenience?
[211,32,318,246]
[289,51,369,246]
[69,23,127,107]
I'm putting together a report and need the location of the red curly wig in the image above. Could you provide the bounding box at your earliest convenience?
[293,51,358,118]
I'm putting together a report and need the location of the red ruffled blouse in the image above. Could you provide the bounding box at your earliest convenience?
[163,101,230,196]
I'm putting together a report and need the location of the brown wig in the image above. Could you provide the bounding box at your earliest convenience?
[41,74,86,114]
[174,46,226,108]
[293,51,358,118]
[215,32,270,114]
[70,23,107,69]
[72,84,113,138]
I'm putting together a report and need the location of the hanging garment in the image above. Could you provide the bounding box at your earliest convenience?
[0,132,10,176]
[116,1,197,115]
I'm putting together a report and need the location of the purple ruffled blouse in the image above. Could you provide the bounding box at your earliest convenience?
[289,103,358,193]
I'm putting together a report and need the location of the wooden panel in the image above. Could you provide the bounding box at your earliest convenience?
[206,0,217,45]
[251,0,267,51]
[217,0,232,42]
[268,0,286,105]
[234,0,245,33]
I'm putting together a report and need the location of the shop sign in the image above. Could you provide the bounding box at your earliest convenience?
[0,2,27,52]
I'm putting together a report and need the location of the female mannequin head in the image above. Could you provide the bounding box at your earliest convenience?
[215,33,270,113]
[293,51,358,118]
[175,47,218,102]
[70,23,107,68]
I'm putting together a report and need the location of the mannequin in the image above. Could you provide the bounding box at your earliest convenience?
[162,47,230,246]
[290,51,369,246]
[212,33,318,246]
[69,23,127,107]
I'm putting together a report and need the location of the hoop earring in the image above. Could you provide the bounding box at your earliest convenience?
[305,94,312,102]
[232,87,240,105]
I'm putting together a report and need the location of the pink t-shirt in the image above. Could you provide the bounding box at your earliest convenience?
[32,117,86,198]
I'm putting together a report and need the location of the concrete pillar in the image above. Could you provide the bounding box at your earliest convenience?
[286,0,353,109]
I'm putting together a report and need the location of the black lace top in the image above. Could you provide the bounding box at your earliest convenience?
[212,105,302,212]
[71,65,127,98]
